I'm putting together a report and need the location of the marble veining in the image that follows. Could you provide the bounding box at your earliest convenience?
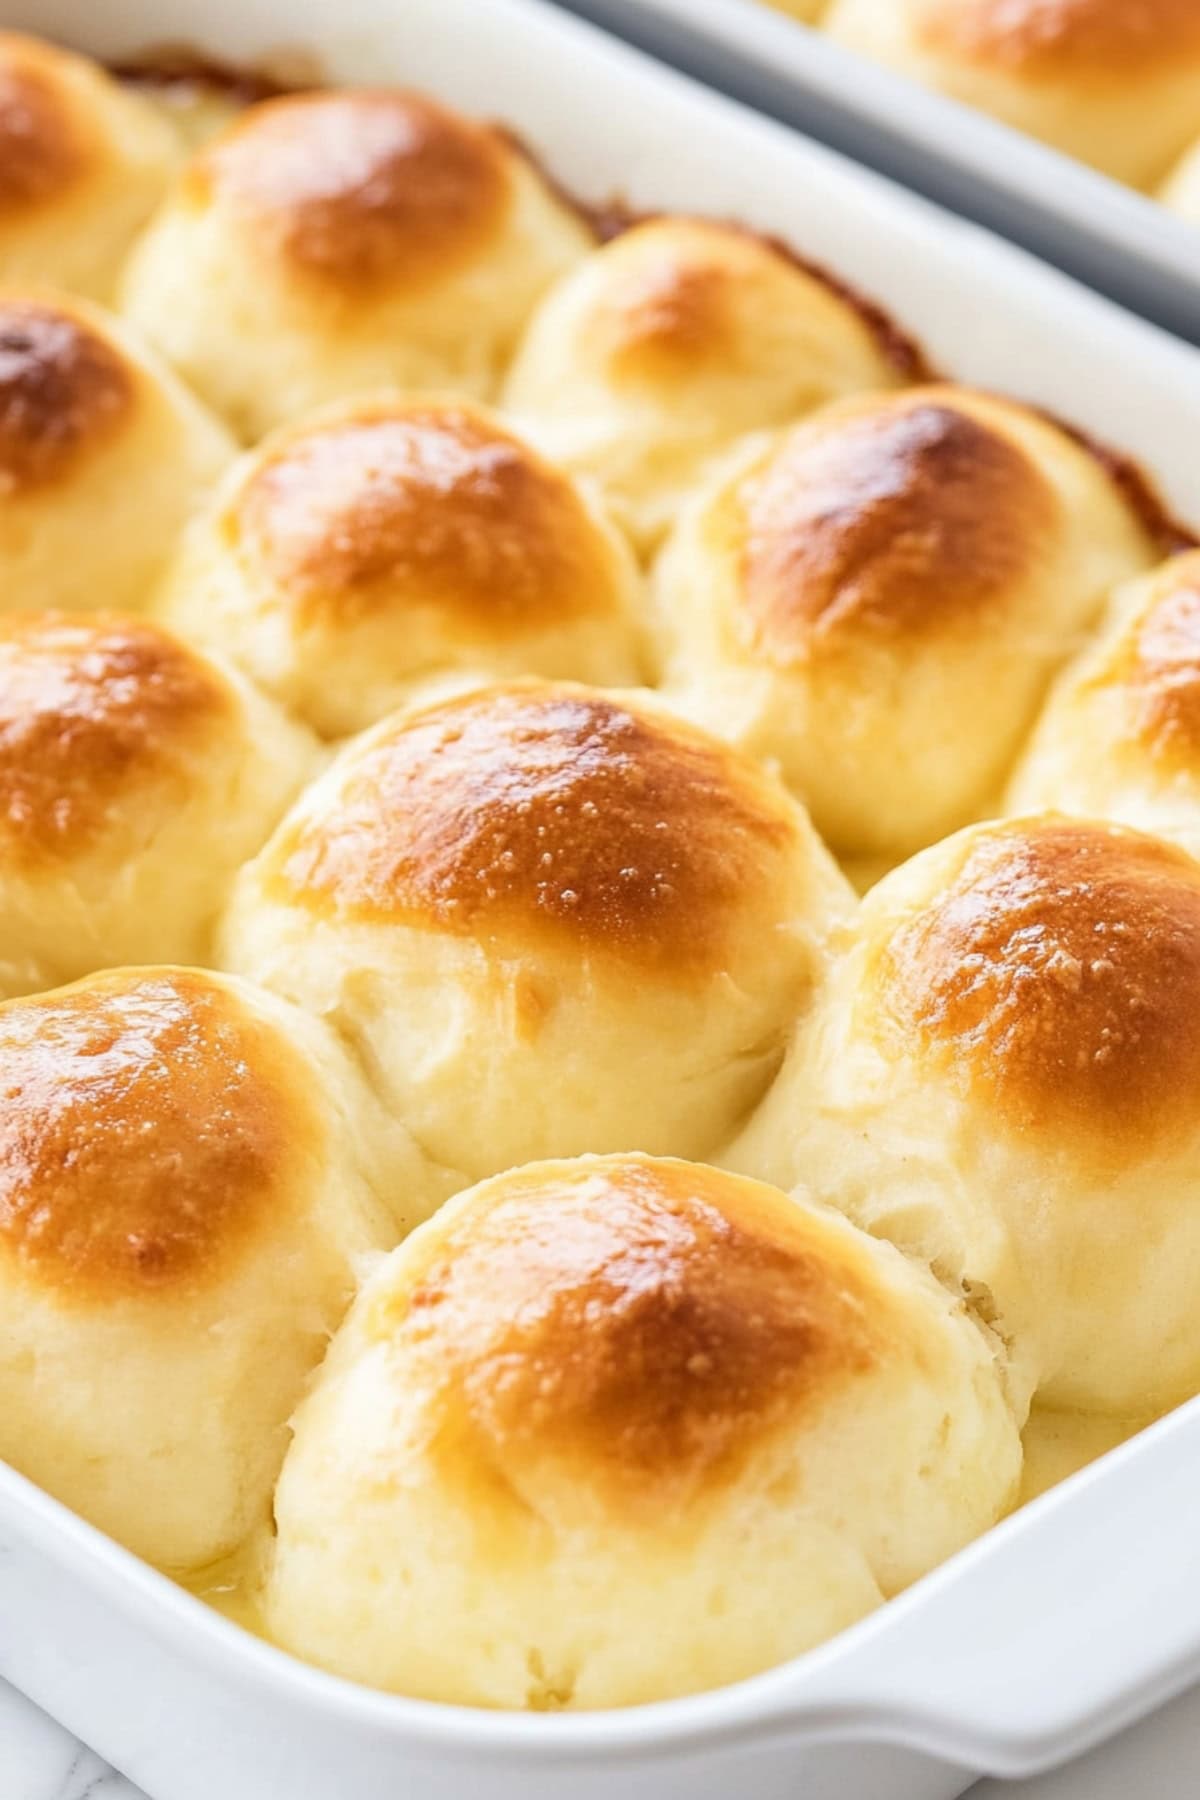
[0,1681,143,1800]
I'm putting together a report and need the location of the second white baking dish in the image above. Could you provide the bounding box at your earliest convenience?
[553,0,1200,345]
[5,0,1200,1795]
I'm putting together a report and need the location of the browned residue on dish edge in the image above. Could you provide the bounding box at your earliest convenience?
[105,47,1192,547]
[103,43,934,382]
[108,44,315,107]
[1045,408,1197,558]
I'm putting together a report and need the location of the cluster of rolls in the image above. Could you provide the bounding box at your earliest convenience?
[762,0,1200,222]
[2,24,1200,1719]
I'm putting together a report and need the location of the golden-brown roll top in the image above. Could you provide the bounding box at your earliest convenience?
[0,612,231,862]
[872,817,1200,1157]
[0,291,235,615]
[0,35,180,300]
[265,1154,1021,1707]
[0,40,88,216]
[1102,567,1200,766]
[221,680,853,1179]
[587,238,792,388]
[186,89,509,295]
[721,392,1058,652]
[269,683,804,969]
[730,814,1200,1418]
[0,611,313,997]
[823,0,1200,187]
[154,396,644,736]
[1010,554,1200,857]
[913,0,1200,82]
[239,405,603,620]
[654,385,1159,864]
[0,968,315,1301]
[503,216,910,550]
[368,1157,888,1501]
[120,87,594,438]
[0,966,402,1571]
[0,295,135,491]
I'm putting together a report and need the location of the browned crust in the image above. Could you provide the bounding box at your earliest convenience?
[724,393,1059,660]
[0,970,316,1301]
[0,300,135,493]
[237,402,622,631]
[874,817,1200,1160]
[561,207,931,382]
[188,89,512,296]
[0,614,233,863]
[0,38,94,218]
[1089,554,1200,766]
[272,684,800,973]
[373,1157,889,1503]
[918,0,1200,81]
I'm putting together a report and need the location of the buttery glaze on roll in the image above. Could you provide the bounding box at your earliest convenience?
[0,966,411,1572]
[653,385,1158,863]
[120,88,593,439]
[265,1153,1021,1707]
[220,680,854,1180]
[1010,554,1200,857]
[0,291,235,613]
[729,815,1200,1418]
[0,34,180,300]
[155,395,645,737]
[823,0,1200,188]
[502,216,909,552]
[0,612,314,998]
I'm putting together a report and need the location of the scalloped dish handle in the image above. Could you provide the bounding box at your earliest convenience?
[750,1398,1200,1780]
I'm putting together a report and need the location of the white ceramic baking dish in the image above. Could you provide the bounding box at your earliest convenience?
[5,0,1200,1795]
[552,0,1200,345]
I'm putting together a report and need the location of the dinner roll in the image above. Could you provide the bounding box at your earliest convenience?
[155,395,645,738]
[0,612,314,998]
[120,88,593,440]
[822,0,1200,188]
[0,292,234,614]
[221,681,853,1181]
[729,815,1200,1418]
[0,34,180,301]
[1161,135,1200,226]
[265,1153,1021,1707]
[654,385,1158,863]
[0,966,403,1572]
[502,217,910,551]
[1009,554,1200,858]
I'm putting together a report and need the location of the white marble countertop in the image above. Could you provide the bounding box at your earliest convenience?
[6,1673,1200,1800]
[1,1681,143,1800]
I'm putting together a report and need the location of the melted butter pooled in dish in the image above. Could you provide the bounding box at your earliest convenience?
[1018,1407,1143,1504]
